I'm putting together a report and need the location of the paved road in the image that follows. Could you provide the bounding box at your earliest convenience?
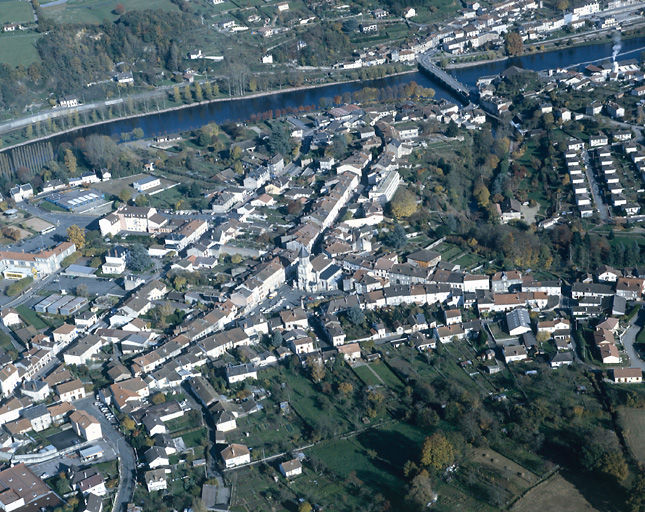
[582,149,609,221]
[77,397,136,512]
[620,309,645,370]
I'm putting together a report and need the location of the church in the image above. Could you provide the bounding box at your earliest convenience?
[296,247,343,293]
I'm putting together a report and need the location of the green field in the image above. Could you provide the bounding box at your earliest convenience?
[352,364,382,386]
[42,0,179,24]
[0,0,33,25]
[0,32,41,66]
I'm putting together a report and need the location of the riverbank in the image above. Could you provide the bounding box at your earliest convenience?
[445,22,645,71]
[0,68,418,154]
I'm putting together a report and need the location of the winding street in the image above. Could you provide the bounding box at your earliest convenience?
[620,309,645,370]
[77,398,136,512]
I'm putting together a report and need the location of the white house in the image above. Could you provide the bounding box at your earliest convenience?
[0,308,21,328]
[503,345,527,363]
[70,410,102,441]
[279,458,303,478]
[221,444,251,468]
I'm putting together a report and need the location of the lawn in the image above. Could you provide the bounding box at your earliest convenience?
[352,364,382,386]
[308,421,427,509]
[0,0,33,24]
[511,473,599,512]
[15,305,48,330]
[181,427,207,448]
[618,407,645,464]
[42,0,179,24]
[370,361,404,392]
[0,32,41,67]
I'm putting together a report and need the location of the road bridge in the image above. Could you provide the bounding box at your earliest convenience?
[417,53,471,103]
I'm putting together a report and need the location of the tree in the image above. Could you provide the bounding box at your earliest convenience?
[173,275,187,291]
[267,124,291,156]
[121,417,135,431]
[307,357,325,383]
[118,188,132,203]
[347,306,365,325]
[338,382,353,395]
[473,181,491,208]
[505,32,524,56]
[64,149,77,174]
[383,223,408,249]
[445,120,458,137]
[127,243,153,272]
[84,135,120,170]
[114,3,126,15]
[556,0,569,10]
[390,189,417,219]
[298,503,312,512]
[66,224,86,249]
[406,470,435,511]
[421,433,455,472]
[151,392,166,405]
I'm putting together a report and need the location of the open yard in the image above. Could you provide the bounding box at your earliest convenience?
[511,473,599,512]
[42,0,179,24]
[0,0,33,25]
[618,407,645,463]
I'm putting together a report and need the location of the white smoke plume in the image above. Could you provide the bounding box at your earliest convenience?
[612,31,622,62]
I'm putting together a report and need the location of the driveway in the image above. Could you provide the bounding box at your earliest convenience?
[620,310,645,370]
[76,398,136,512]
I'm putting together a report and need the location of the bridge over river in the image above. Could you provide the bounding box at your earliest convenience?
[417,53,472,103]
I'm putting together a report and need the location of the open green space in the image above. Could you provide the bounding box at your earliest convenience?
[352,364,382,386]
[0,32,41,66]
[0,0,34,25]
[15,304,48,330]
[42,0,179,25]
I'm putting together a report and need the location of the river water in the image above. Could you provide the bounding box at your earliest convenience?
[52,35,645,143]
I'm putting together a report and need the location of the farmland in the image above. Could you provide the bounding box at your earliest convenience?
[511,474,599,512]
[0,32,40,67]
[0,0,33,25]
[41,0,179,25]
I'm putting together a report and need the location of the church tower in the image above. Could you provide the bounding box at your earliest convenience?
[297,246,312,291]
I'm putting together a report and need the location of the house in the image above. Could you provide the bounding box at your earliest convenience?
[0,464,61,511]
[22,405,52,432]
[70,410,102,441]
[612,368,642,383]
[506,308,531,336]
[102,246,128,275]
[550,351,574,368]
[279,458,303,478]
[338,343,361,362]
[216,411,237,432]
[145,446,170,468]
[52,323,79,346]
[145,469,169,492]
[289,335,315,355]
[0,364,21,397]
[56,379,87,402]
[0,308,21,328]
[279,308,308,330]
[599,343,620,364]
[21,380,49,401]
[221,443,251,468]
[71,469,106,497]
[503,345,527,363]
[133,176,161,193]
[82,493,103,512]
[226,364,258,384]
[403,6,416,17]
[406,249,441,268]
[444,309,462,325]
[597,265,621,282]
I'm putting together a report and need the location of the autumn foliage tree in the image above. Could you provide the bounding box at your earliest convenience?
[390,188,417,219]
[505,32,524,56]
[66,224,86,249]
[420,433,455,472]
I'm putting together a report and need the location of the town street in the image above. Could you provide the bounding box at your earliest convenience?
[620,309,645,371]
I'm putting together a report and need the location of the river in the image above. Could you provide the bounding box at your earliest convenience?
[48,35,645,144]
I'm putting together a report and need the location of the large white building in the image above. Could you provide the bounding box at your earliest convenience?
[0,241,76,280]
[99,206,168,236]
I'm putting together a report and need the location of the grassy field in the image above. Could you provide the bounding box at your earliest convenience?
[15,304,48,330]
[0,32,41,66]
[618,407,645,463]
[352,364,382,386]
[42,0,179,24]
[0,0,33,24]
[511,474,599,512]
